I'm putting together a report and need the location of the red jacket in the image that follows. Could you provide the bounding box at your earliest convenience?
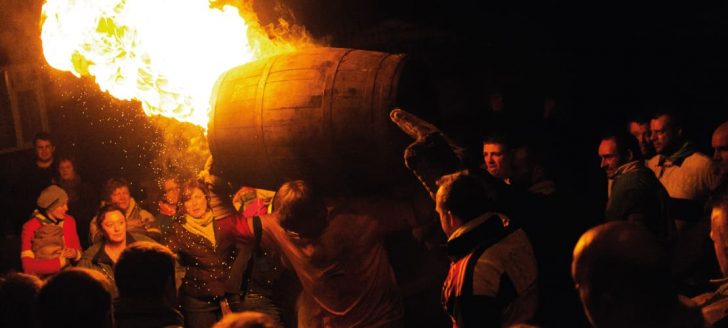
[21,214,82,275]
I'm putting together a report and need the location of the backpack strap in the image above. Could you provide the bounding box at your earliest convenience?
[225,215,263,296]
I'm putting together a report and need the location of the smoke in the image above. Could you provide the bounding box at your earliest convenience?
[146,115,210,184]
[212,0,324,53]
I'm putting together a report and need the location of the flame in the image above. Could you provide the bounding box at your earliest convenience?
[41,0,300,130]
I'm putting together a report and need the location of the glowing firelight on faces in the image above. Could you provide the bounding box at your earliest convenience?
[41,0,295,130]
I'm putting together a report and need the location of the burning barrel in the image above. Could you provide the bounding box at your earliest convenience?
[208,47,435,194]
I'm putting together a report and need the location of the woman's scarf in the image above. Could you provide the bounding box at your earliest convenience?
[182,210,216,246]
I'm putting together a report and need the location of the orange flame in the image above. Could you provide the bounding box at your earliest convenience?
[40,0,301,130]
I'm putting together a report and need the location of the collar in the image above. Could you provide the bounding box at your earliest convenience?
[94,233,137,265]
[446,212,513,260]
[659,141,696,168]
[448,212,501,241]
[614,160,642,177]
[33,209,63,225]
[125,198,138,217]
[158,201,176,216]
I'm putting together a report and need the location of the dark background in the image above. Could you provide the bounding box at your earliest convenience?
[2,0,727,194]
[1,1,728,326]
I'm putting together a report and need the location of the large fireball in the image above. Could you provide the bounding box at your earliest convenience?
[41,0,301,129]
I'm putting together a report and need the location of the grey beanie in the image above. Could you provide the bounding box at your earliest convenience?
[37,185,68,212]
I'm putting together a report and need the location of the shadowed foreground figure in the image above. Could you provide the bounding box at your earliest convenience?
[37,268,115,328]
[114,241,184,328]
[572,221,704,328]
[263,180,405,327]
[213,311,280,328]
[691,193,728,327]
[0,272,42,328]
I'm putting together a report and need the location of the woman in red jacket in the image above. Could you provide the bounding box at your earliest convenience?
[21,185,82,277]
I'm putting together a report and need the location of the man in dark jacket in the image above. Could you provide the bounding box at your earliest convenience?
[11,132,58,233]
[436,170,538,327]
[598,130,675,244]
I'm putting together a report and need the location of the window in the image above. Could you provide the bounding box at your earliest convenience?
[0,65,49,153]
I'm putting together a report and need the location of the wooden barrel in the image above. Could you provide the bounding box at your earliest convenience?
[208,47,435,194]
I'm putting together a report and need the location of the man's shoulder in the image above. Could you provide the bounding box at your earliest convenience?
[328,212,380,234]
[476,230,535,266]
[139,207,155,218]
[472,229,537,296]
[23,161,55,177]
[684,151,713,167]
[130,202,155,219]
[645,156,661,172]
[646,155,661,165]
[323,212,381,248]
[616,165,660,186]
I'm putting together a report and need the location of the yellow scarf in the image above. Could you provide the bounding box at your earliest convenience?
[182,210,216,246]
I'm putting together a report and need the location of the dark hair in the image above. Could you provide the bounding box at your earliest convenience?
[37,268,113,328]
[272,180,327,240]
[102,177,130,201]
[627,112,651,125]
[33,132,53,146]
[0,273,42,328]
[181,180,210,202]
[436,170,505,222]
[711,192,728,212]
[650,111,683,130]
[179,180,210,218]
[600,129,643,161]
[482,132,511,150]
[115,241,176,299]
[212,311,280,328]
[158,175,181,204]
[96,204,125,233]
[56,156,78,177]
[56,155,76,165]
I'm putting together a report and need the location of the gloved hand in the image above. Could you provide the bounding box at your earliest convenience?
[200,156,238,218]
[390,108,465,198]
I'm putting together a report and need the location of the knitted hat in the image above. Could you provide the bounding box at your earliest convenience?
[37,185,68,212]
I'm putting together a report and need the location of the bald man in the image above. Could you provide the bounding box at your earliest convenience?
[713,121,728,194]
[572,221,704,328]
[693,194,728,326]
